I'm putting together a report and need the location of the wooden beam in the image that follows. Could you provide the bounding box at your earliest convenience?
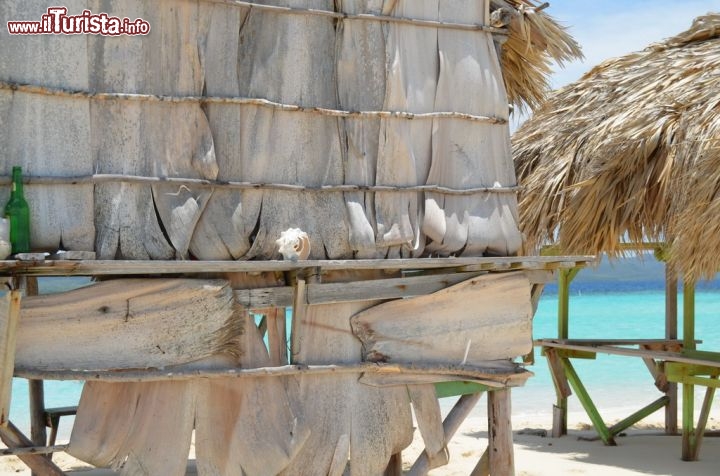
[683,280,696,461]
[561,358,615,446]
[692,377,717,460]
[537,341,720,368]
[16,362,531,385]
[0,256,596,277]
[0,422,64,475]
[607,397,669,437]
[641,357,668,392]
[665,264,679,434]
[488,389,515,476]
[408,393,483,475]
[544,349,572,400]
[0,291,21,426]
[235,272,488,308]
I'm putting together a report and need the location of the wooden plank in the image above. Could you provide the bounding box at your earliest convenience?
[642,357,668,392]
[266,307,288,366]
[408,385,448,470]
[538,341,720,368]
[550,338,691,346]
[16,362,532,384]
[408,392,483,475]
[234,272,484,308]
[665,265,678,434]
[351,272,533,365]
[0,255,597,276]
[561,358,615,446]
[434,382,491,399]
[0,290,20,426]
[692,378,717,460]
[235,287,295,308]
[0,422,64,475]
[544,349,572,399]
[488,389,515,476]
[14,279,240,372]
[306,272,483,304]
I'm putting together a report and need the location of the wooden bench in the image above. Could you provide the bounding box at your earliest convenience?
[537,338,719,459]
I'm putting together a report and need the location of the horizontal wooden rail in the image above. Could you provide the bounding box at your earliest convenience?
[0,256,596,277]
[0,172,518,196]
[15,362,532,385]
[0,81,507,126]
[538,340,720,368]
[0,444,68,457]
[207,0,510,35]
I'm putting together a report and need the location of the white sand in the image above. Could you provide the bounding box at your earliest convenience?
[3,408,720,475]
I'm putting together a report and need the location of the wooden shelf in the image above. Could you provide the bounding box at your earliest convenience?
[0,255,595,277]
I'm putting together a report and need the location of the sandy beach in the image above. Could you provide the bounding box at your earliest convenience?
[3,408,720,475]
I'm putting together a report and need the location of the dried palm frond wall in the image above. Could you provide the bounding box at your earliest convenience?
[0,0,580,261]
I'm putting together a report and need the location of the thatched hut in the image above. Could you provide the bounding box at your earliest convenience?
[514,13,720,462]
[0,1,585,474]
[514,13,720,282]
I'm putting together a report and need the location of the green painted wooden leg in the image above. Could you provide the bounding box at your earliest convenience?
[692,382,717,460]
[607,396,669,437]
[682,383,695,460]
[682,280,696,461]
[560,357,615,445]
[555,268,579,437]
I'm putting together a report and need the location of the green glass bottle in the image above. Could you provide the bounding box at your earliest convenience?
[4,166,30,254]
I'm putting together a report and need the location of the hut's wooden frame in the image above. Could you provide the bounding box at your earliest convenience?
[0,255,594,475]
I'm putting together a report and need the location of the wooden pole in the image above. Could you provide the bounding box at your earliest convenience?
[0,290,21,426]
[682,280,696,461]
[408,392,483,475]
[554,268,577,437]
[665,264,678,434]
[488,389,515,476]
[21,277,48,474]
[0,422,64,475]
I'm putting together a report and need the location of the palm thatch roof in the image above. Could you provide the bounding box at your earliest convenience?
[513,14,720,281]
[493,0,583,112]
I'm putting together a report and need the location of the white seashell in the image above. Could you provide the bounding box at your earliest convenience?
[276,228,311,261]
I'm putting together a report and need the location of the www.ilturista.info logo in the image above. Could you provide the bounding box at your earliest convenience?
[7,7,150,36]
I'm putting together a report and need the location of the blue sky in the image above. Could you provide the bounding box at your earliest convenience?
[542,0,720,88]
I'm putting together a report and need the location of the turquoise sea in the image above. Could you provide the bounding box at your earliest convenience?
[8,257,720,440]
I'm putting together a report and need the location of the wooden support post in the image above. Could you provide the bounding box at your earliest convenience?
[607,396,670,437]
[408,392,483,475]
[665,264,678,434]
[265,307,288,366]
[682,280,696,461]
[0,422,65,475]
[560,357,615,445]
[0,290,21,426]
[554,268,578,437]
[488,389,514,476]
[691,378,717,460]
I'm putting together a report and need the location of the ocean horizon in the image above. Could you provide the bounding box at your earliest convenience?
[8,255,720,441]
